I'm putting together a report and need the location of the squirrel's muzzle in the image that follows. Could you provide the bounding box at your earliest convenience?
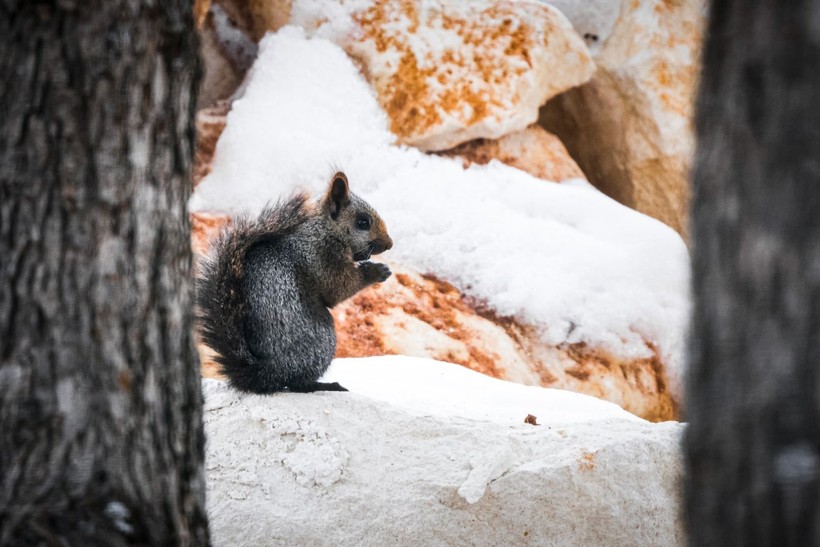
[370,235,393,255]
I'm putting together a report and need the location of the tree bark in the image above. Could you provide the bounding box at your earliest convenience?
[686,0,820,545]
[0,1,208,544]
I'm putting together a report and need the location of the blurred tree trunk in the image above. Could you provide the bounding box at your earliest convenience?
[0,1,208,544]
[686,0,820,545]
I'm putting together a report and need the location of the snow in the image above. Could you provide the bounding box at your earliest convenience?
[322,355,644,424]
[189,27,690,393]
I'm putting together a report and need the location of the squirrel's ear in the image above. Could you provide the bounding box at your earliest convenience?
[325,171,350,219]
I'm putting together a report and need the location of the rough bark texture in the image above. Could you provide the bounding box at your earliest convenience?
[686,1,820,545]
[0,1,208,545]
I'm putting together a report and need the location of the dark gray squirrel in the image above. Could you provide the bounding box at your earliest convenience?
[196,171,393,393]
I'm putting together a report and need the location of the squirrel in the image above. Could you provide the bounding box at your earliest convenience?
[196,171,393,393]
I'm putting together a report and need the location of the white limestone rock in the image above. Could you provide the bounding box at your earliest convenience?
[205,356,685,546]
[540,0,707,237]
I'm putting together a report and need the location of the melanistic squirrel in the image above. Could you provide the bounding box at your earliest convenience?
[197,171,393,393]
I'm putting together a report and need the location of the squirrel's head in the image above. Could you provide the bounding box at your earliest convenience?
[321,171,393,261]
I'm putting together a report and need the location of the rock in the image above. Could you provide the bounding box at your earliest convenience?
[194,0,212,28]
[190,211,230,256]
[204,357,685,546]
[190,211,233,382]
[193,101,230,187]
[283,0,596,150]
[333,267,677,422]
[539,0,706,237]
[197,4,258,109]
[198,12,242,109]
[438,124,586,182]
[236,0,292,41]
[196,0,292,42]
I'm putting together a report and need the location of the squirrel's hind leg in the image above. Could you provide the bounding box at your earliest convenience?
[289,381,348,393]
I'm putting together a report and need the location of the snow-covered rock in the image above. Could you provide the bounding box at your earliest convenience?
[335,267,678,421]
[438,124,586,183]
[540,0,706,237]
[204,356,684,546]
[279,0,597,150]
[190,27,690,417]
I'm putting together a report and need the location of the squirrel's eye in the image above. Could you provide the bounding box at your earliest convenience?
[356,216,371,230]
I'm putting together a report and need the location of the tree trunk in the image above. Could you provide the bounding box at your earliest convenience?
[686,0,820,545]
[0,1,208,544]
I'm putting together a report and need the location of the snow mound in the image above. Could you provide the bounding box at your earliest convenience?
[323,355,643,424]
[190,27,690,393]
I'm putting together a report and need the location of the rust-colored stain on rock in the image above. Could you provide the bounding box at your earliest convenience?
[334,271,507,379]
[193,100,230,187]
[561,342,678,422]
[439,124,586,182]
[194,0,212,28]
[351,1,571,147]
[190,212,231,259]
[334,292,391,358]
[470,302,678,422]
[578,450,596,471]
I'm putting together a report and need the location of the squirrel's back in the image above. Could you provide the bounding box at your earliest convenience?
[196,172,393,393]
[196,193,319,392]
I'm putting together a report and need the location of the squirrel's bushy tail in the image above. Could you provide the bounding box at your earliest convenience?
[195,193,312,391]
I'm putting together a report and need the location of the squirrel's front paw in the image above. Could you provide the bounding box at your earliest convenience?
[360,261,392,284]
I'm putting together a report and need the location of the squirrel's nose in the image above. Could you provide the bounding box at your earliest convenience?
[371,236,393,255]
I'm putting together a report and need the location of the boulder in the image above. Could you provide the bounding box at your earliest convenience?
[283,0,596,150]
[204,357,685,546]
[539,0,706,237]
[193,101,231,187]
[333,267,677,422]
[438,124,586,182]
[197,4,258,109]
[195,0,212,28]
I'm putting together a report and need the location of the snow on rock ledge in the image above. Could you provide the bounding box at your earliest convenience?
[204,356,684,546]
